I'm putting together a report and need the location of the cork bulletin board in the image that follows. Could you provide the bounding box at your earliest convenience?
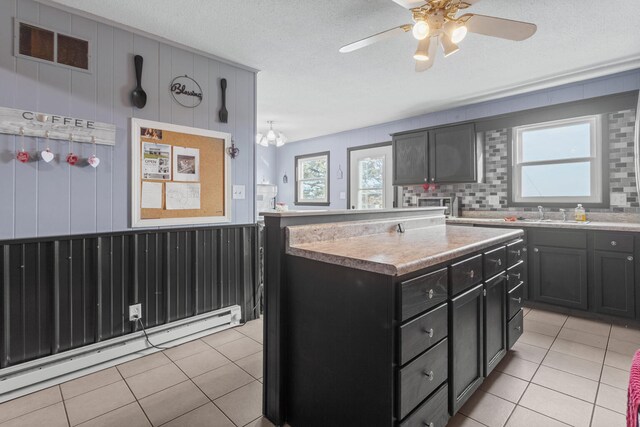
[131,118,231,227]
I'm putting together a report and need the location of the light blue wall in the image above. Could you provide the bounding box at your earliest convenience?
[256,143,277,185]
[275,69,640,209]
[0,0,257,239]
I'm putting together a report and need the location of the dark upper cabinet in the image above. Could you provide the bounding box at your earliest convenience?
[393,131,428,185]
[449,283,484,414]
[593,250,635,318]
[531,245,588,310]
[484,273,507,377]
[428,123,477,184]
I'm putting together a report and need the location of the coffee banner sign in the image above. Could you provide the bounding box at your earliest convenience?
[170,75,203,108]
[0,106,116,145]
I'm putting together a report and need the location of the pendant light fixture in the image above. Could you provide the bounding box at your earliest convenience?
[256,121,287,147]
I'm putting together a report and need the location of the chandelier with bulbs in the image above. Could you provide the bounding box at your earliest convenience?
[256,121,288,147]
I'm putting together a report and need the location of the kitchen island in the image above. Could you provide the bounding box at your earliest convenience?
[262,209,526,427]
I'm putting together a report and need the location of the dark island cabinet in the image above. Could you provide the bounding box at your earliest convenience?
[393,131,428,185]
[428,123,477,184]
[594,250,635,318]
[449,283,484,414]
[484,273,507,376]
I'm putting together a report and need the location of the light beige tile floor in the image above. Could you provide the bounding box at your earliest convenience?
[1,307,637,427]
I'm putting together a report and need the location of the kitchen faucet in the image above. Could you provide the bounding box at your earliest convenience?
[537,206,545,221]
[559,208,567,222]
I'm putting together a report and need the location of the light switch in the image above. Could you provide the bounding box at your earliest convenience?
[339,192,346,200]
[233,185,245,199]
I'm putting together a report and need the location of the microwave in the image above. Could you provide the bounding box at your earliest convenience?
[417,196,458,217]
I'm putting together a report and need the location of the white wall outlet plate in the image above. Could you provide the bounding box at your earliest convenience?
[611,192,627,206]
[339,192,346,200]
[129,303,142,321]
[232,185,245,199]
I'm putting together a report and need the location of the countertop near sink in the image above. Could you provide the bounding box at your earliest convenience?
[447,217,640,232]
[286,218,523,276]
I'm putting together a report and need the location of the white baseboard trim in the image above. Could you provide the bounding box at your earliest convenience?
[0,305,242,403]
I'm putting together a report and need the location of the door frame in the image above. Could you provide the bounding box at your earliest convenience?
[347,141,394,210]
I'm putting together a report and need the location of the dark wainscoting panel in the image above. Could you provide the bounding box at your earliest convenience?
[0,224,258,369]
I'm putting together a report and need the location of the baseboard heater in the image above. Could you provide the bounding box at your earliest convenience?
[0,305,242,403]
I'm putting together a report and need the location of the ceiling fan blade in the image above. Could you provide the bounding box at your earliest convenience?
[454,0,481,7]
[339,25,411,53]
[461,14,537,41]
[391,0,427,9]
[415,37,437,72]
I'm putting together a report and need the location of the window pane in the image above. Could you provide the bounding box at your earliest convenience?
[57,33,89,70]
[19,23,54,62]
[358,157,384,189]
[300,179,326,201]
[358,190,383,210]
[521,162,591,198]
[301,157,327,179]
[521,123,591,162]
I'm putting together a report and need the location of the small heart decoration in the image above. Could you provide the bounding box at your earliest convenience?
[66,153,79,166]
[41,150,54,163]
[88,155,100,168]
[16,151,30,163]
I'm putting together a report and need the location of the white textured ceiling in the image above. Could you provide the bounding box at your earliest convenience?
[47,0,640,142]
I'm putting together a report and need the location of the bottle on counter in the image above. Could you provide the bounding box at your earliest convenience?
[574,204,586,222]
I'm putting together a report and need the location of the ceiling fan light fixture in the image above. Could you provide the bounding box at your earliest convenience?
[412,19,430,40]
[413,37,431,61]
[451,24,468,44]
[440,33,460,57]
[256,133,264,145]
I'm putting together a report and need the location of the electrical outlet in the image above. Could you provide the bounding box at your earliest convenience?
[232,185,245,199]
[129,303,142,321]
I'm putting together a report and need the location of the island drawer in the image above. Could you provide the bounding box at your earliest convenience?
[450,254,483,295]
[399,383,449,427]
[507,309,523,349]
[400,303,447,365]
[398,338,448,420]
[484,246,506,279]
[401,268,448,321]
[507,262,524,292]
[594,232,633,253]
[508,283,524,320]
[507,239,526,266]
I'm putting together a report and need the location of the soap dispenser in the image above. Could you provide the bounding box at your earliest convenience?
[575,204,586,222]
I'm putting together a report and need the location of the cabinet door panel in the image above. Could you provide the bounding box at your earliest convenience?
[393,132,428,185]
[532,246,587,310]
[484,274,507,376]
[594,250,635,318]
[450,283,484,414]
[428,123,476,183]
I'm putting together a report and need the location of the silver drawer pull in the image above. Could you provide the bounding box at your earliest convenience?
[423,423,434,427]
[423,370,434,381]
[515,326,522,331]
[628,256,634,262]
[611,241,617,246]
[511,249,521,257]
[522,247,528,252]
[489,258,502,266]
[468,270,475,279]
[427,289,434,299]
[511,272,521,279]
[534,248,539,253]
[511,297,522,303]
[423,328,434,337]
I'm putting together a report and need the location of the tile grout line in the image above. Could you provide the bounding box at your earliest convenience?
[59,385,72,427]
[589,323,614,426]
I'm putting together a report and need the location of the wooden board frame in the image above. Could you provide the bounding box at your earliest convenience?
[131,118,232,228]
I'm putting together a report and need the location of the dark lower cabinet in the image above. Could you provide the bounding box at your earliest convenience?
[532,245,588,310]
[484,274,507,376]
[594,250,635,318]
[450,283,484,414]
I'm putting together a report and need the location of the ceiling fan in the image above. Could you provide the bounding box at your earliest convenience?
[339,0,537,72]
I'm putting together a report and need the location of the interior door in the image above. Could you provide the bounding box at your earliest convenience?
[349,145,393,209]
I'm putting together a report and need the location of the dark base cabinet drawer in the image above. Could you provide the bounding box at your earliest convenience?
[507,262,524,292]
[399,383,449,427]
[508,283,524,320]
[401,268,448,321]
[398,338,448,420]
[484,246,506,279]
[507,309,523,349]
[400,303,448,365]
[450,254,483,295]
[507,239,526,266]
[594,232,633,253]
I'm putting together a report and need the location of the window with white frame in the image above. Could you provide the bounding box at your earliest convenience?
[356,156,385,210]
[295,152,330,205]
[512,115,602,205]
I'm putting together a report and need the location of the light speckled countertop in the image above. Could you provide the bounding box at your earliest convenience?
[286,221,523,276]
[447,217,640,232]
[260,207,444,217]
